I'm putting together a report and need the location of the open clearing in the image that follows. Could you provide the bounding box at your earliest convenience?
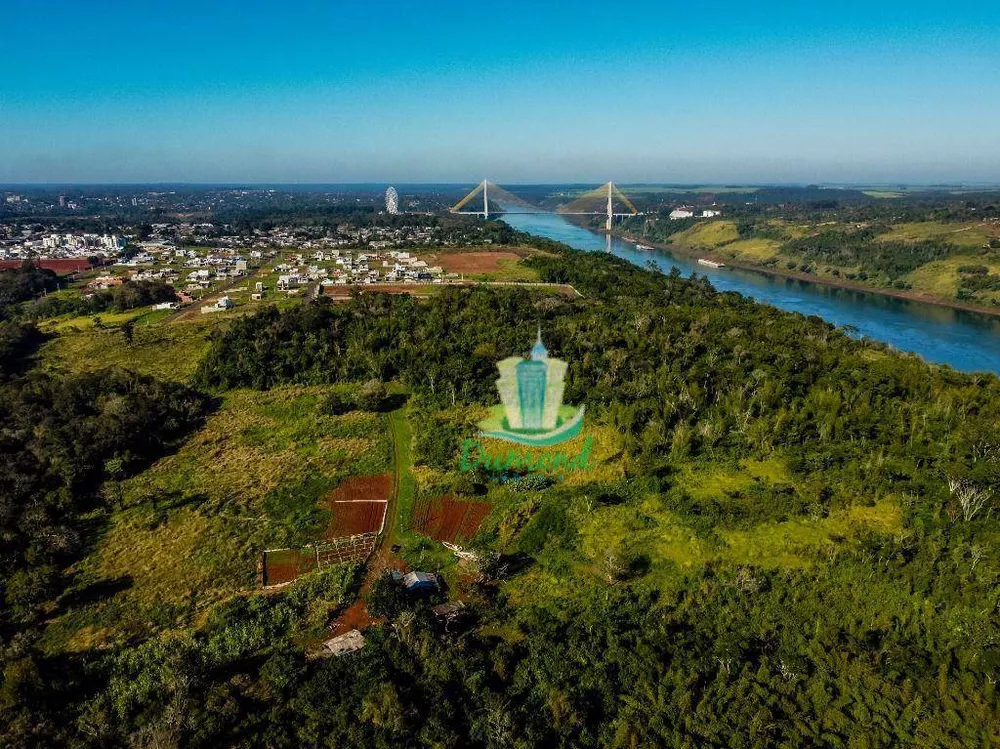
[718,238,782,261]
[434,251,523,274]
[903,256,1000,299]
[878,221,997,248]
[413,495,493,544]
[38,315,224,383]
[327,502,387,536]
[669,220,740,248]
[422,246,543,281]
[38,385,390,653]
[325,474,393,536]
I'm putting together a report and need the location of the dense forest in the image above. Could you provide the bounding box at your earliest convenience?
[2,239,1000,747]
[0,263,60,319]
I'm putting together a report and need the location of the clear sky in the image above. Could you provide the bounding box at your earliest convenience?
[1,0,998,184]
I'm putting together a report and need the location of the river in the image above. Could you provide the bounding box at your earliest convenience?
[499,210,1000,375]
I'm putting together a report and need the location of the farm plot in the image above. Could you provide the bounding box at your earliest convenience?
[263,535,378,587]
[261,548,303,587]
[329,474,393,502]
[413,495,492,544]
[325,473,392,537]
[328,501,387,536]
[262,474,393,586]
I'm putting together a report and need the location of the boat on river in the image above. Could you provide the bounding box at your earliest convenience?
[698,258,725,269]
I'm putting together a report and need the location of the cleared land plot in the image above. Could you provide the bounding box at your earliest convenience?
[328,473,393,503]
[328,501,387,536]
[413,495,492,544]
[422,246,544,281]
[263,535,378,587]
[435,251,523,274]
[325,473,392,537]
[262,548,302,586]
[323,283,437,299]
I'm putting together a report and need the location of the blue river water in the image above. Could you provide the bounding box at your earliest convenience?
[500,210,1000,375]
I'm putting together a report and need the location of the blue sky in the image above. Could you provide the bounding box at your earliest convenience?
[1,0,998,184]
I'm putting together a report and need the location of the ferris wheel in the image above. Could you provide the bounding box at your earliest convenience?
[385,186,399,215]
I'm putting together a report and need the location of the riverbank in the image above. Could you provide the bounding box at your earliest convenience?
[617,231,1000,320]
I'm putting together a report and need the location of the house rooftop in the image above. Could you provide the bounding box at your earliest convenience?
[402,571,440,590]
[319,629,366,657]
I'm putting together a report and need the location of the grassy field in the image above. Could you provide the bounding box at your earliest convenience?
[669,220,740,248]
[717,238,782,261]
[482,257,541,282]
[878,221,997,248]
[499,451,903,607]
[39,307,172,332]
[38,315,225,383]
[39,385,392,653]
[902,256,1000,306]
[903,256,999,297]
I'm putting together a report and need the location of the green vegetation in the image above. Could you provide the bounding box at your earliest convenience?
[482,256,541,282]
[37,385,391,653]
[668,220,740,248]
[0,262,59,317]
[0,368,211,632]
[38,315,223,383]
[23,278,177,320]
[624,206,1000,308]
[4,235,1000,747]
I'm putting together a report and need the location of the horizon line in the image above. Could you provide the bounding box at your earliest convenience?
[3,181,1000,189]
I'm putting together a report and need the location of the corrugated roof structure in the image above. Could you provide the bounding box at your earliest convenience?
[320,629,366,657]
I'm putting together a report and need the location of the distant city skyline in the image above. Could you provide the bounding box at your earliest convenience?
[2,0,998,184]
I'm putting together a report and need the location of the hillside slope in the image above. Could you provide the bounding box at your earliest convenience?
[3,240,1000,747]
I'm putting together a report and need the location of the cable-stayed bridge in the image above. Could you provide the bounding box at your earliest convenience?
[450,180,641,230]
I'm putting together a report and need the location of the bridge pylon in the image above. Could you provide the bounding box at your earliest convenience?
[606,181,614,231]
[450,179,491,217]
